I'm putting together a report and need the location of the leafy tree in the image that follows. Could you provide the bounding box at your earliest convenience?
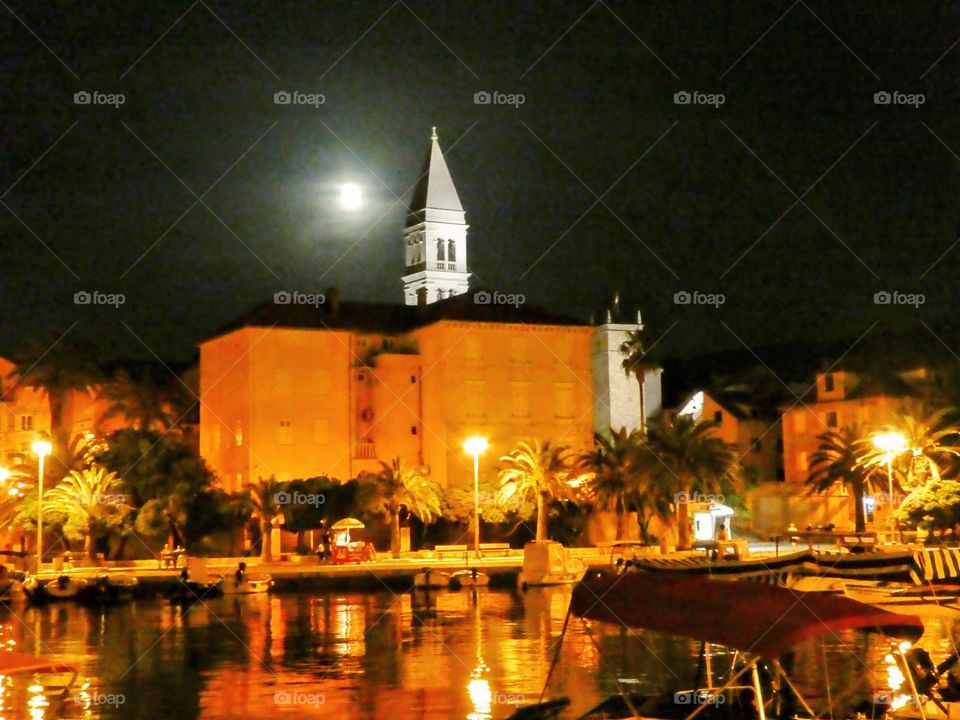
[98,367,185,432]
[497,440,580,543]
[96,429,216,549]
[858,407,960,488]
[358,459,441,558]
[246,476,286,561]
[896,478,960,540]
[579,427,645,540]
[440,479,509,526]
[41,466,131,559]
[642,415,742,549]
[806,427,877,533]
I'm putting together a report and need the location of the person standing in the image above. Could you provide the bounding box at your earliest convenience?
[322,522,333,562]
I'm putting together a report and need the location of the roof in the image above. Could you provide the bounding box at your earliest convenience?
[570,572,923,658]
[407,128,464,223]
[206,290,587,342]
[0,650,78,674]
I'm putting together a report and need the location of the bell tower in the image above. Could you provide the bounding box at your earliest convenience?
[402,128,471,305]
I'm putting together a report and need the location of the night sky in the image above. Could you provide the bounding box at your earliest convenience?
[3,1,960,364]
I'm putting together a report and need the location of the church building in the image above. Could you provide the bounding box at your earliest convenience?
[199,129,658,493]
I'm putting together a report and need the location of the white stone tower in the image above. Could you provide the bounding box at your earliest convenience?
[402,128,471,305]
[592,308,662,436]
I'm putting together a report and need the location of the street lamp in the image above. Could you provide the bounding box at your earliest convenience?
[32,436,51,573]
[463,436,488,556]
[873,431,906,541]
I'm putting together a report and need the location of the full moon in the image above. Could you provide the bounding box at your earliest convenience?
[339,183,362,210]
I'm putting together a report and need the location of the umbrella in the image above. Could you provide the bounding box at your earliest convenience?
[332,518,364,530]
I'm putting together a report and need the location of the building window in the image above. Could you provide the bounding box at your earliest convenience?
[436,238,446,262]
[713,410,722,423]
[799,451,810,471]
[556,383,575,419]
[465,336,482,361]
[447,239,456,263]
[466,380,485,418]
[824,373,835,392]
[511,381,530,419]
[825,411,838,428]
[278,419,293,446]
[234,420,243,447]
[410,375,417,384]
[411,426,418,435]
[510,337,527,363]
[19,415,32,431]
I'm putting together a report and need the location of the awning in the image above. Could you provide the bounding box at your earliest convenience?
[571,572,924,658]
[0,650,78,674]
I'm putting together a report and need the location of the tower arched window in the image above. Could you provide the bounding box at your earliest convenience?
[447,239,456,263]
[436,238,445,262]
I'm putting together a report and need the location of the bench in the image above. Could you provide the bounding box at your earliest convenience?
[479,543,511,557]
[839,534,877,553]
[434,544,468,559]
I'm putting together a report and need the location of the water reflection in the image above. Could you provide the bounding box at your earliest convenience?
[0,590,951,718]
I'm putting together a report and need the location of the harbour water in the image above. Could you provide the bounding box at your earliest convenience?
[0,588,956,719]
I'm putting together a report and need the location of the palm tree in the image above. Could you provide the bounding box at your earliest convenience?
[642,415,742,550]
[621,327,659,435]
[98,367,182,432]
[42,466,130,560]
[359,459,441,558]
[9,337,102,474]
[806,427,879,533]
[246,476,286,561]
[579,427,644,540]
[498,440,578,543]
[859,407,960,489]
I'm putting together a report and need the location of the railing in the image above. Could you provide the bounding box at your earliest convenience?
[354,441,376,459]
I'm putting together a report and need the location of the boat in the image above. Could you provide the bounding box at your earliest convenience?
[167,557,225,604]
[450,569,489,588]
[76,574,138,605]
[844,579,960,606]
[0,650,79,717]
[517,541,585,589]
[413,568,450,589]
[507,570,924,720]
[217,573,273,595]
[40,574,89,601]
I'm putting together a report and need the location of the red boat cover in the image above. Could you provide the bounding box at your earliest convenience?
[0,650,77,674]
[571,572,924,658]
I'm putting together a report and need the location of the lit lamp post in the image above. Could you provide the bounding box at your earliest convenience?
[873,431,906,542]
[463,436,488,557]
[32,437,52,573]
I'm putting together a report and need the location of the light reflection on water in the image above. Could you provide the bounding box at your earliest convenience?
[0,590,951,719]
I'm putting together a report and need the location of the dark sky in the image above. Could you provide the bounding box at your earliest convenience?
[3,1,960,364]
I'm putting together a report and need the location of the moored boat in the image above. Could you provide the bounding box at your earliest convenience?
[450,569,489,588]
[517,541,585,589]
[76,574,138,606]
[41,575,89,601]
[413,568,450,589]
[0,650,79,718]
[217,573,273,595]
